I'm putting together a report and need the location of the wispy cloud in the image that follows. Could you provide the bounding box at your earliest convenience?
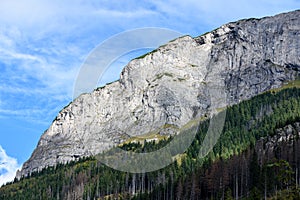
[93,8,157,18]
[0,145,20,186]
[0,22,81,123]
[150,0,300,32]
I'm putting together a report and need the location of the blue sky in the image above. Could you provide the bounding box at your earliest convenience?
[0,0,299,185]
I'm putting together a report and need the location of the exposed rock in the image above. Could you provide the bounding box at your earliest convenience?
[18,10,300,178]
[256,122,300,164]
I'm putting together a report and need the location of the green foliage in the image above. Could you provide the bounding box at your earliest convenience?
[224,188,234,200]
[248,187,261,200]
[267,160,294,190]
[1,87,300,199]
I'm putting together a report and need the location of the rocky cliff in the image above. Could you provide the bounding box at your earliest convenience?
[256,122,300,165]
[19,10,300,177]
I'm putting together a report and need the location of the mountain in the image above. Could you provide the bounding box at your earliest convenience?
[18,10,300,178]
[2,87,300,199]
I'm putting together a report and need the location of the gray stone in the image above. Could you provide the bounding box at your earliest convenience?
[18,10,300,178]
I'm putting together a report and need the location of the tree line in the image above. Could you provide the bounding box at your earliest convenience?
[1,87,300,199]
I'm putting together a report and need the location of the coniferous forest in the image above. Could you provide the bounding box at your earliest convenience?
[1,87,300,199]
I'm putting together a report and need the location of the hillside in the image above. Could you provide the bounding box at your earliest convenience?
[19,9,300,178]
[1,86,300,199]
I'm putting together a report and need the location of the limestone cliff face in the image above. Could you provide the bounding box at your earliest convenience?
[19,10,300,177]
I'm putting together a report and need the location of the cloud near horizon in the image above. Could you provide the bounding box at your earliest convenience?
[0,145,20,186]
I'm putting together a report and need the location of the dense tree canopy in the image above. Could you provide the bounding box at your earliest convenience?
[1,87,300,199]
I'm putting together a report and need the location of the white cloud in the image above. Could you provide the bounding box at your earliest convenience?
[150,0,300,32]
[0,26,80,123]
[0,48,42,62]
[0,145,20,186]
[0,0,298,33]
[0,1,159,36]
[92,8,157,18]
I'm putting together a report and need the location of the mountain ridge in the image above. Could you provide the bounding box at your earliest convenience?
[18,9,300,178]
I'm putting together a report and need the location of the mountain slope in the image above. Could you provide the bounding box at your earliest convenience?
[19,10,300,178]
[2,87,300,199]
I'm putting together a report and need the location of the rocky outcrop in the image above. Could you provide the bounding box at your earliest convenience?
[256,122,300,164]
[18,10,300,178]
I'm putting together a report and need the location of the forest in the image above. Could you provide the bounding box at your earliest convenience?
[1,87,300,199]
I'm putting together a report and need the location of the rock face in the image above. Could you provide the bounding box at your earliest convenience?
[19,10,300,177]
[256,122,300,164]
